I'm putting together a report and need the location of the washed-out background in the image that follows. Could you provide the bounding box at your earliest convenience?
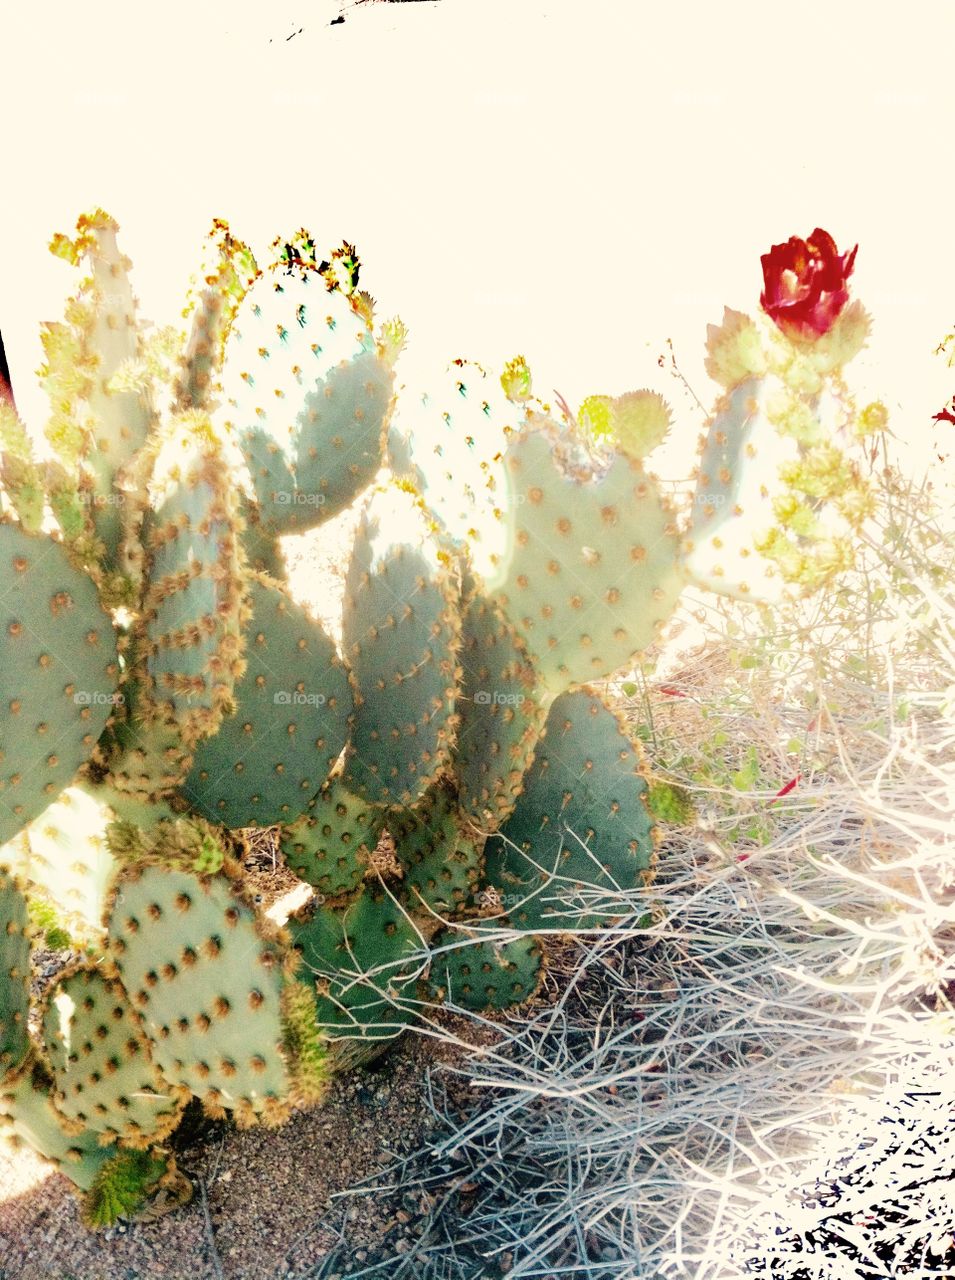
[1,0,953,488]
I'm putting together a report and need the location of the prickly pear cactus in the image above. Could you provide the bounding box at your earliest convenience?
[0,210,873,1224]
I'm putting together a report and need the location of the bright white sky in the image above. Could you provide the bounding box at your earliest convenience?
[1,0,954,484]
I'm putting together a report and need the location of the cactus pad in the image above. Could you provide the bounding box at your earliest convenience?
[280,776,383,897]
[184,573,351,828]
[139,413,248,747]
[0,1061,119,1191]
[428,929,542,1011]
[42,964,187,1147]
[0,868,30,1080]
[107,860,290,1125]
[289,888,423,1039]
[386,358,515,577]
[684,375,795,601]
[222,252,391,535]
[485,417,686,693]
[454,591,547,827]
[483,689,655,931]
[342,485,461,808]
[43,210,155,570]
[389,780,483,914]
[174,219,259,414]
[0,522,119,845]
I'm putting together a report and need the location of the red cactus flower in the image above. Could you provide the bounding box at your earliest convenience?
[760,228,858,341]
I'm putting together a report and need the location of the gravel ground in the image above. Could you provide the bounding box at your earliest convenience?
[0,1020,488,1280]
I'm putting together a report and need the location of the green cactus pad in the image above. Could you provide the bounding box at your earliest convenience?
[483,689,655,931]
[222,257,391,535]
[16,788,115,942]
[42,964,188,1147]
[96,706,187,825]
[292,347,394,522]
[454,591,547,827]
[0,521,119,845]
[389,779,483,914]
[428,929,542,1011]
[0,868,30,1080]
[107,860,291,1126]
[43,209,155,569]
[0,1060,119,1191]
[484,416,686,693]
[289,888,423,1039]
[386,358,516,577]
[280,776,383,897]
[174,219,259,414]
[184,572,351,828]
[139,413,248,748]
[342,485,461,808]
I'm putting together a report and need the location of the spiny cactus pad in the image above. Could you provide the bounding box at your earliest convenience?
[107,861,290,1125]
[389,779,483,914]
[44,210,155,570]
[0,869,30,1080]
[42,964,187,1147]
[483,689,655,931]
[454,591,547,827]
[280,776,384,897]
[184,572,351,828]
[386,358,514,577]
[0,1061,119,1191]
[139,414,248,747]
[97,693,190,824]
[342,485,461,808]
[428,930,542,1011]
[0,521,119,845]
[289,887,423,1039]
[485,418,686,693]
[175,219,259,415]
[222,256,390,535]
